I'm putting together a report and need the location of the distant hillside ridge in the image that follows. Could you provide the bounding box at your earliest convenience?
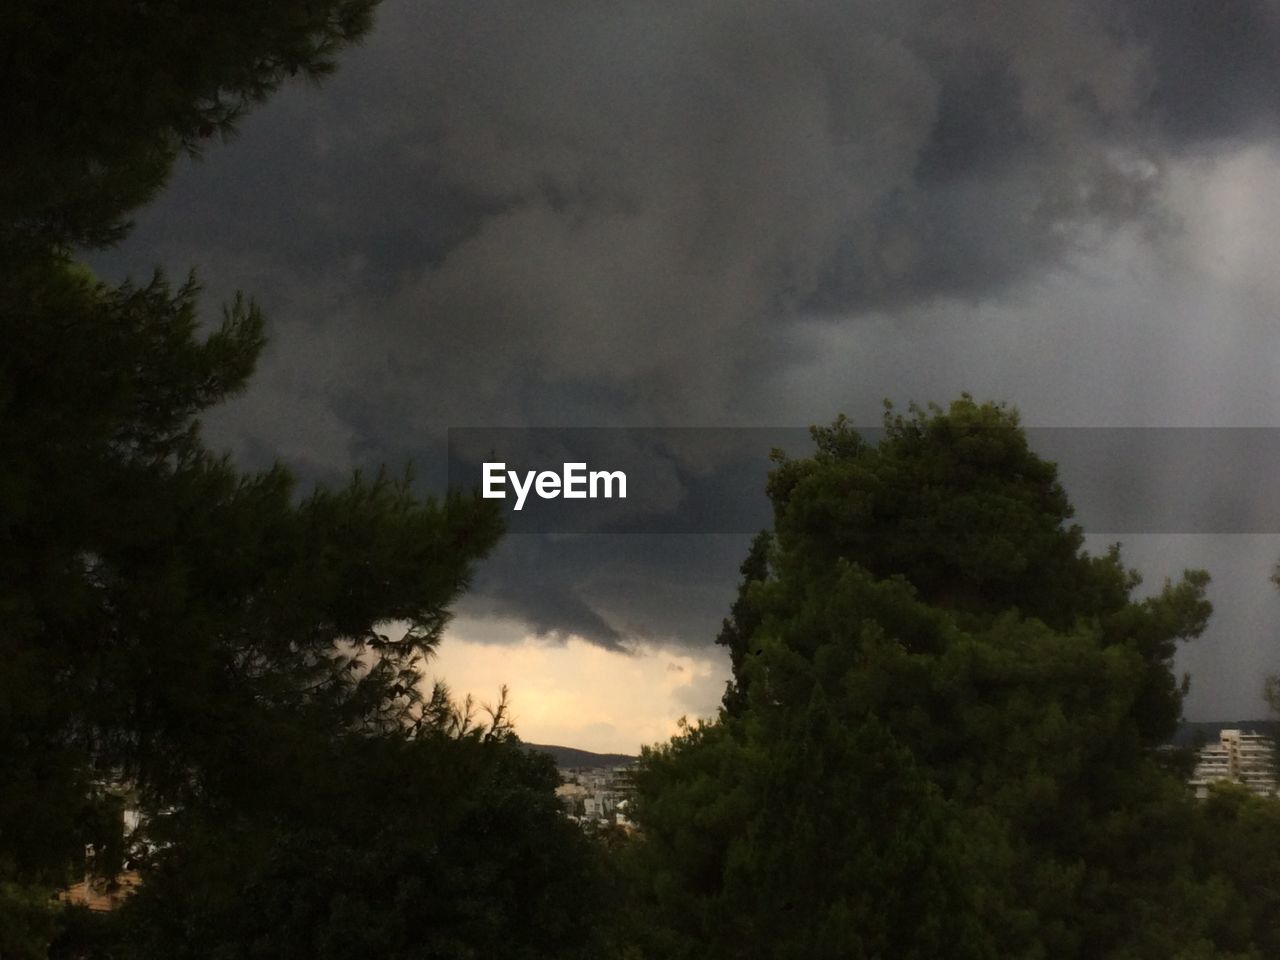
[520,742,637,769]
[526,728,1277,760]
[1171,720,1280,748]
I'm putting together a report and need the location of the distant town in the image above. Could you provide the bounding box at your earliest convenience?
[522,743,639,829]
[525,727,1280,834]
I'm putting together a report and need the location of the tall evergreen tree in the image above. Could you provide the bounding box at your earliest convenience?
[1,5,605,957]
[630,398,1252,959]
[0,218,523,959]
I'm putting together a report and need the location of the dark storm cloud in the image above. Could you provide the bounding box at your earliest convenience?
[463,539,634,652]
[460,534,753,652]
[91,0,1280,691]
[1112,0,1280,144]
[102,0,1148,420]
[108,0,1280,417]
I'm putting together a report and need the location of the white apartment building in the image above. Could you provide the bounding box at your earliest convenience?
[1189,729,1277,799]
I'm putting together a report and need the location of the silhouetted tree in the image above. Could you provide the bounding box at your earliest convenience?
[1,5,603,957]
[0,0,378,254]
[629,398,1253,959]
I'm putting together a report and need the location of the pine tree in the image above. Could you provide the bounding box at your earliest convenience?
[0,5,611,956]
[631,398,1248,959]
[0,0,379,254]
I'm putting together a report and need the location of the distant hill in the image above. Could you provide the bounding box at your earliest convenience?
[1171,720,1280,748]
[521,742,637,769]
[526,726,1278,764]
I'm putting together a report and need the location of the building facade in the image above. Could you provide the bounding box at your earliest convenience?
[1189,729,1277,799]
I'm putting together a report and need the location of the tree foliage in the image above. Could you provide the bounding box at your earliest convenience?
[1,4,607,956]
[0,0,378,253]
[56,727,607,960]
[627,398,1276,959]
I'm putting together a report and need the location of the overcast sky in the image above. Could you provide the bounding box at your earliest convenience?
[94,0,1280,752]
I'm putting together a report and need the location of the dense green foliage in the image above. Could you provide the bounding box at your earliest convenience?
[627,400,1279,960]
[57,731,606,960]
[0,0,378,253]
[1,4,607,957]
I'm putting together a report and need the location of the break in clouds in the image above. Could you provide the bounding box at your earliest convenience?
[96,0,1280,716]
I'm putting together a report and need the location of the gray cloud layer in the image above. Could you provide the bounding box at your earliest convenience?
[92,0,1280,717]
